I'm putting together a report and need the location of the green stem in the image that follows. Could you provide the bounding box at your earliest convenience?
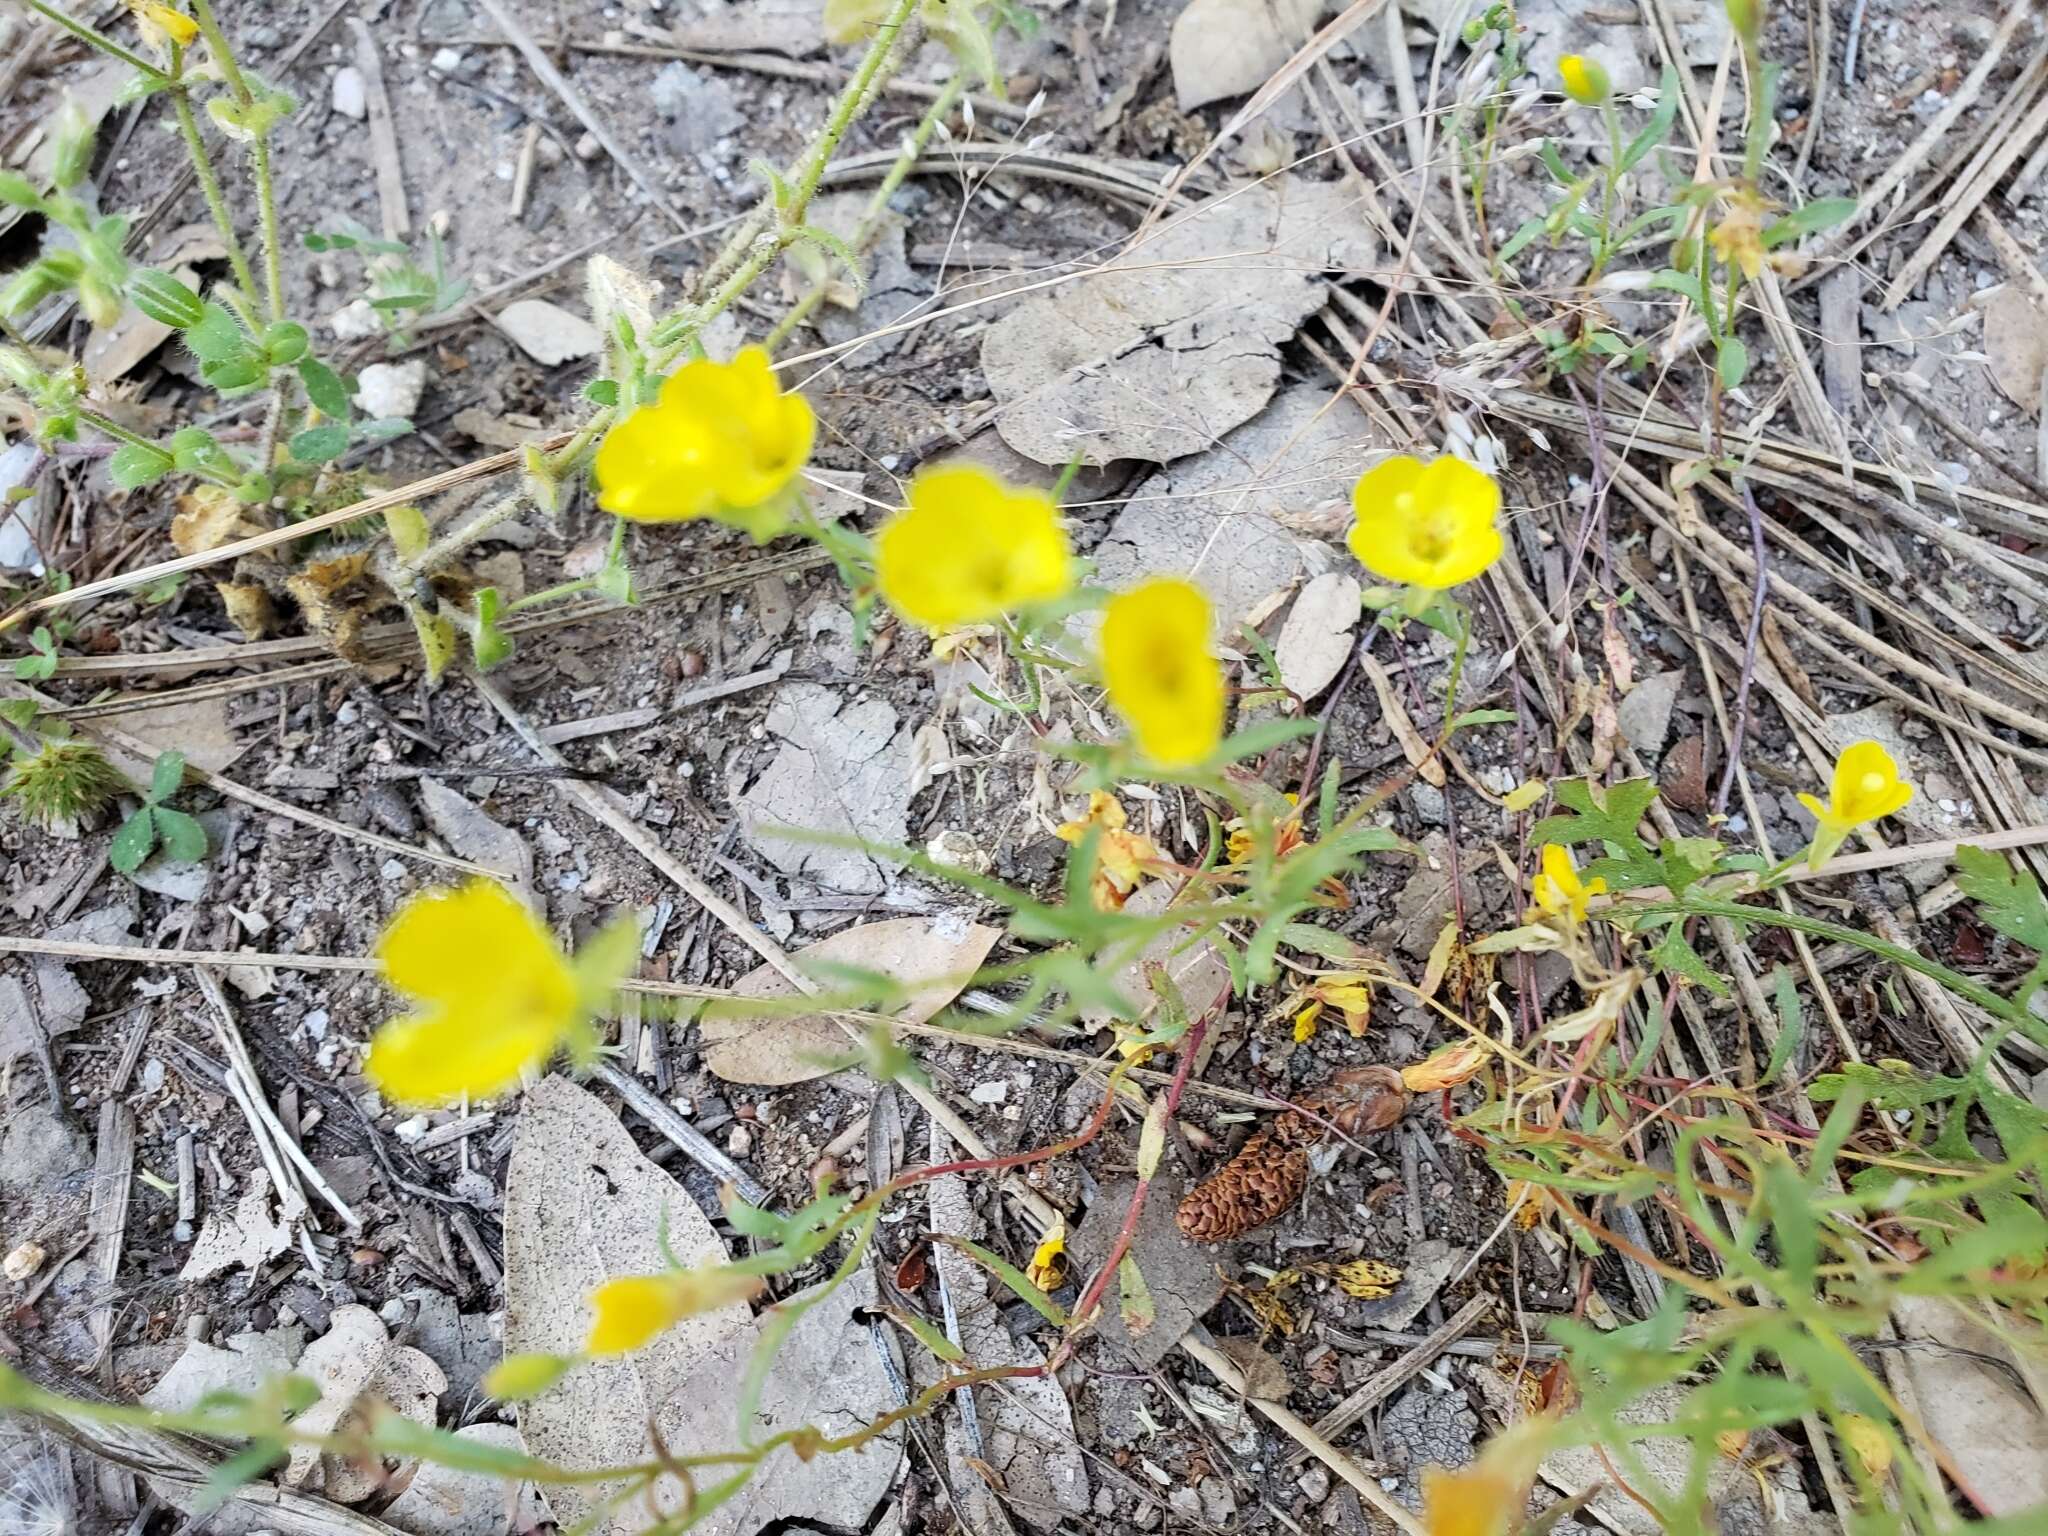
[766,71,964,353]
[168,86,261,308]
[1637,896,2031,1033]
[19,0,170,84]
[504,576,596,614]
[187,0,284,322]
[649,0,922,366]
[75,407,232,487]
[403,492,528,579]
[1588,100,1623,283]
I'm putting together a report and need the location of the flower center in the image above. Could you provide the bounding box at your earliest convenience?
[1409,509,1453,563]
[1858,771,1888,797]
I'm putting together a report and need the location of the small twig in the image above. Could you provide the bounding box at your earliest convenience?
[1301,1293,1494,1451]
[592,1060,772,1208]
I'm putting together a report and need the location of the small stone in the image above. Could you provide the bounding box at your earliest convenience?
[496,299,603,366]
[328,298,382,340]
[4,1240,46,1281]
[727,1124,753,1157]
[1198,1477,1236,1524]
[380,857,408,880]
[969,1079,1008,1106]
[379,1297,408,1325]
[1298,1466,1330,1503]
[394,1115,430,1142]
[331,66,367,120]
[573,130,601,160]
[537,135,564,165]
[1167,1488,1203,1523]
[429,46,464,72]
[353,359,427,421]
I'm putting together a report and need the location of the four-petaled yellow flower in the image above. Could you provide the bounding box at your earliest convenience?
[366,880,635,1106]
[1055,790,1162,910]
[1099,578,1225,767]
[1348,456,1504,592]
[1528,843,1606,924]
[1708,187,1771,281]
[874,464,1073,630]
[586,1266,763,1356]
[1798,740,1913,870]
[1559,53,1611,107]
[593,347,814,533]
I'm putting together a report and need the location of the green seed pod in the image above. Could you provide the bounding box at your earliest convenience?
[129,268,206,329]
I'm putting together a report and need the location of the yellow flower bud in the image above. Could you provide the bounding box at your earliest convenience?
[482,1352,574,1401]
[1400,1039,1491,1093]
[1559,54,1612,107]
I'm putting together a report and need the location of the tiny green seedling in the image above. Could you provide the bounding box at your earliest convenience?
[109,749,208,875]
[13,626,59,681]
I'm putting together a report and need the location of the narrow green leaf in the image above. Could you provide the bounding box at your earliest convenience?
[1761,966,1803,1087]
[932,1234,1069,1327]
[1117,1255,1156,1336]
[879,1305,962,1363]
[1760,196,1858,249]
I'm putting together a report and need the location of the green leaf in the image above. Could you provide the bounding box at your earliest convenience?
[153,807,207,864]
[296,357,351,418]
[1619,65,1682,172]
[1954,846,2048,955]
[878,1305,962,1363]
[288,423,349,464]
[1647,269,1706,307]
[1531,777,1661,885]
[201,357,265,392]
[583,377,620,407]
[1760,196,1858,249]
[108,440,174,490]
[108,807,158,874]
[128,268,205,328]
[1450,708,1516,730]
[932,1234,1068,1327]
[1649,925,1728,996]
[147,749,186,804]
[1496,215,1546,267]
[471,586,515,670]
[260,320,308,364]
[183,302,247,365]
[1762,966,1804,1087]
[1117,1255,1156,1336]
[1276,922,1369,962]
[190,1440,286,1515]
[1716,336,1749,390]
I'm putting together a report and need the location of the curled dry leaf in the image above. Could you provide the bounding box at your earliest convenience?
[217,580,280,640]
[170,486,258,556]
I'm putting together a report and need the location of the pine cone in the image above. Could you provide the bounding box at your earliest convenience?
[1176,1066,1408,1242]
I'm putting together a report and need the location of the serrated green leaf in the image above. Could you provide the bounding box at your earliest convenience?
[1954,846,2048,954]
[108,808,158,874]
[1649,925,1728,996]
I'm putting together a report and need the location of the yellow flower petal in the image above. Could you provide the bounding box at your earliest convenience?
[1099,578,1225,767]
[1026,1221,1067,1291]
[875,464,1073,630]
[144,3,199,45]
[1293,1001,1322,1042]
[586,1267,762,1356]
[1402,1039,1491,1093]
[368,880,582,1106]
[1348,455,1503,592]
[1801,741,1913,868]
[1529,843,1603,924]
[593,347,814,527]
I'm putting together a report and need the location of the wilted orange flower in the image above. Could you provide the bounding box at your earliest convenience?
[1055,790,1161,910]
[1401,1039,1491,1093]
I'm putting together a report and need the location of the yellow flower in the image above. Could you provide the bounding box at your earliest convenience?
[1226,793,1304,865]
[1293,1001,1322,1043]
[1401,1039,1491,1093]
[586,1267,763,1356]
[874,464,1073,630]
[127,1,199,49]
[366,880,635,1106]
[1348,456,1503,592]
[592,347,814,531]
[1055,790,1161,910]
[1099,578,1225,767]
[1308,975,1374,1038]
[1421,1458,1527,1536]
[1527,843,1606,924]
[1026,1220,1067,1292]
[1797,740,1914,870]
[1558,54,1610,106]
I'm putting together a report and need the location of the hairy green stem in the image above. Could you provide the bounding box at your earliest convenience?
[404,492,528,579]
[167,87,261,310]
[20,0,169,84]
[187,0,284,322]
[767,71,964,352]
[650,0,922,366]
